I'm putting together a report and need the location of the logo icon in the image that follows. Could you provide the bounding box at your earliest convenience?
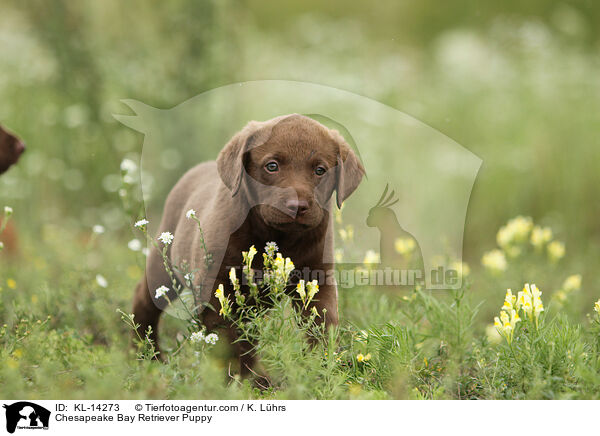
[2,402,50,433]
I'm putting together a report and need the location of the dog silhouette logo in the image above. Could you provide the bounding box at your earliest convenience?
[2,402,50,433]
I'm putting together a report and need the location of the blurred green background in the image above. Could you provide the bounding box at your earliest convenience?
[1,0,599,316]
[1,0,600,399]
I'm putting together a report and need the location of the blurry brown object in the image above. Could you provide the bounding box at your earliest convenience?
[0,219,19,256]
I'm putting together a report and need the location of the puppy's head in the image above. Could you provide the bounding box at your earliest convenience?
[0,125,25,175]
[217,114,364,231]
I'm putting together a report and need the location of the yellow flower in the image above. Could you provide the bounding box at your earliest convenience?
[502,289,516,311]
[548,241,565,262]
[517,285,533,317]
[494,308,520,344]
[563,274,582,292]
[356,353,365,363]
[531,284,543,311]
[394,238,416,256]
[296,280,306,303]
[306,280,319,305]
[531,226,553,248]
[518,283,544,325]
[215,284,231,316]
[554,290,567,303]
[363,353,372,362]
[229,267,237,284]
[363,250,380,265]
[243,245,258,267]
[496,226,513,248]
[7,279,16,290]
[497,216,533,247]
[482,249,507,273]
[339,225,354,242]
[214,284,224,300]
[505,246,522,259]
[451,261,470,278]
[594,299,600,314]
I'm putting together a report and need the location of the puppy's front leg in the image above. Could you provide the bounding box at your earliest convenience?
[310,283,339,328]
[132,274,164,359]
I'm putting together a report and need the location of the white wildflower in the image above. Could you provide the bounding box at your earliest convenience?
[204,333,219,345]
[186,209,196,219]
[128,239,142,251]
[265,241,279,256]
[189,331,205,344]
[120,158,137,173]
[158,232,174,245]
[96,274,108,288]
[155,285,169,299]
[134,219,149,228]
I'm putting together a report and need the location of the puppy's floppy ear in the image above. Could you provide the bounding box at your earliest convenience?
[217,121,264,196]
[331,129,365,208]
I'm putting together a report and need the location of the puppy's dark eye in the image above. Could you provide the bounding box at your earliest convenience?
[315,166,327,176]
[265,161,279,173]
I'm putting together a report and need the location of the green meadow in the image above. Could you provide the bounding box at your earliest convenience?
[1,1,599,399]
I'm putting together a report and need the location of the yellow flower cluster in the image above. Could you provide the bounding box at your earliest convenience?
[339,225,354,243]
[243,245,258,266]
[483,216,566,273]
[497,216,533,248]
[547,241,565,262]
[494,289,521,344]
[451,261,470,278]
[482,249,507,273]
[494,283,545,343]
[553,274,582,305]
[356,353,372,363]
[274,253,295,283]
[363,250,380,265]
[295,279,320,310]
[531,226,553,247]
[518,283,544,323]
[394,238,416,257]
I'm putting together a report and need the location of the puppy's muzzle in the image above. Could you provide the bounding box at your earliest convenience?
[285,198,310,217]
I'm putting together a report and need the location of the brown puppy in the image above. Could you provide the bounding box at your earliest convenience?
[133,114,364,370]
[0,124,25,255]
[0,124,25,175]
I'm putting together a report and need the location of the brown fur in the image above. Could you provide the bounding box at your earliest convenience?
[0,124,25,256]
[132,114,364,372]
[0,124,25,175]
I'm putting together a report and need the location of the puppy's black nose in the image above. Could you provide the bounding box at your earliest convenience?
[285,199,309,216]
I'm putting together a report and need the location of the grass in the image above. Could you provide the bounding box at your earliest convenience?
[1,206,600,399]
[1,2,599,399]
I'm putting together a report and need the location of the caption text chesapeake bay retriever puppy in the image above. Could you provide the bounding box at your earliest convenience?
[132,114,364,370]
